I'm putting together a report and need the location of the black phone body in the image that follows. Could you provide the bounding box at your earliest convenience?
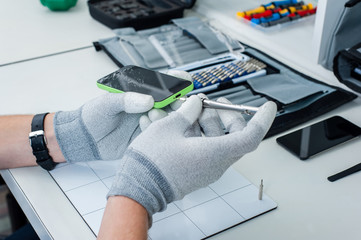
[276,116,361,160]
[97,65,194,108]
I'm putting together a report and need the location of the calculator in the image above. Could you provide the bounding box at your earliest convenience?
[88,0,196,30]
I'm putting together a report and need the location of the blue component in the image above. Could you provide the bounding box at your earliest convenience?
[251,18,261,24]
[263,2,273,7]
[280,10,290,17]
[260,13,280,23]
[220,66,228,71]
[193,81,202,89]
[273,0,298,7]
[229,63,238,68]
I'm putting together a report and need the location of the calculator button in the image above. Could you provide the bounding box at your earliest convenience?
[120,3,138,9]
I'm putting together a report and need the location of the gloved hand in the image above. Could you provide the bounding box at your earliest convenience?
[54,92,154,163]
[108,95,277,222]
[139,93,224,137]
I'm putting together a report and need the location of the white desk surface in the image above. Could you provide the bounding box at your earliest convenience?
[0,0,114,66]
[1,1,361,239]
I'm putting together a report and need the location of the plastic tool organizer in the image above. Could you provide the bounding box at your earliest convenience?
[88,0,196,30]
[236,0,316,30]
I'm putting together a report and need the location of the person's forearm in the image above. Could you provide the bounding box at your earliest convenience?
[98,196,149,240]
[0,113,65,169]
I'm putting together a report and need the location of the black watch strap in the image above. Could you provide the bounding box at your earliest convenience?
[29,113,58,171]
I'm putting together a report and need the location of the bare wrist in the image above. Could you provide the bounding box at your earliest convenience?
[98,196,149,240]
[44,113,66,163]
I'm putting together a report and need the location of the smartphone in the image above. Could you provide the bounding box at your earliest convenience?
[276,116,361,160]
[97,65,194,108]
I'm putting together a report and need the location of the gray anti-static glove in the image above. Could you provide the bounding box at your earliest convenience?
[54,92,154,163]
[139,93,223,138]
[108,94,277,223]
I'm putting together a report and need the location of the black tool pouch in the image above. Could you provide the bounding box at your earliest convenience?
[201,46,357,138]
[333,42,361,93]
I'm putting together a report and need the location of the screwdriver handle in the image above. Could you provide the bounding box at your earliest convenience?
[201,98,259,115]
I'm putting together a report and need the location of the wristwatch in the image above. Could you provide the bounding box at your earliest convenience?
[29,113,58,171]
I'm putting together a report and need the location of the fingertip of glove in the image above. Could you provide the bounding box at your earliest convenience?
[139,115,152,131]
[245,101,277,133]
[259,101,277,119]
[123,92,154,113]
[197,93,208,99]
[170,99,183,111]
[148,109,168,122]
[176,95,202,124]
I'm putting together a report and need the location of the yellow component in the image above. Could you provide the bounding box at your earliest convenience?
[279,9,289,15]
[236,11,245,18]
[237,4,276,18]
[289,3,314,13]
[289,6,296,13]
[244,6,266,16]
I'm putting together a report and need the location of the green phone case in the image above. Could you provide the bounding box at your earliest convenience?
[96,82,194,108]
